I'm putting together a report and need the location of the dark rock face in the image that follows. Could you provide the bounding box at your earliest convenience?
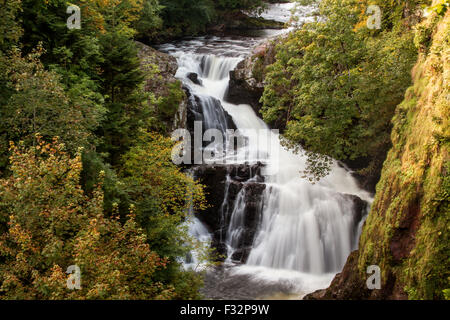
[208,11,284,35]
[187,72,203,86]
[192,162,369,266]
[183,82,265,264]
[193,163,265,263]
[226,58,264,114]
[192,165,229,237]
[186,89,236,135]
[185,88,237,163]
[230,182,266,262]
[342,193,369,248]
[340,148,389,194]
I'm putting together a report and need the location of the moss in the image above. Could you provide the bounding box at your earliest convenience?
[252,56,265,83]
[156,80,185,122]
[414,15,440,53]
[353,8,449,299]
[444,288,450,300]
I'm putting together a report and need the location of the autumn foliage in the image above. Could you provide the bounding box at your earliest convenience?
[0,138,174,299]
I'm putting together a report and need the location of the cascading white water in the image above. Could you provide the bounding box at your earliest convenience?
[161,3,373,296]
[175,51,371,275]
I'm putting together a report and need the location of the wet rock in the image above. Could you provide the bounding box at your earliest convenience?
[227,182,266,264]
[184,90,238,161]
[186,90,237,136]
[244,182,266,205]
[187,72,203,86]
[230,248,250,263]
[226,58,265,114]
[340,152,388,194]
[341,193,369,248]
[342,193,368,223]
[229,162,263,182]
[193,165,229,233]
[228,180,244,202]
[211,236,228,262]
[193,163,266,263]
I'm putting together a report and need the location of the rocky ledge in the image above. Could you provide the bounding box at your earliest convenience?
[136,41,187,131]
[225,40,279,117]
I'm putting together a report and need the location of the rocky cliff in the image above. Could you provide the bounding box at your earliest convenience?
[136,41,187,132]
[306,7,449,300]
[226,40,279,116]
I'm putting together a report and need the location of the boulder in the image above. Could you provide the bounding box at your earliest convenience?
[226,57,265,114]
[187,72,203,86]
[193,163,265,262]
[225,40,279,116]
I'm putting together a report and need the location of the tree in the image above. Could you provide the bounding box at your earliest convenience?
[121,131,207,299]
[97,30,146,165]
[261,0,418,182]
[134,0,163,42]
[159,0,216,39]
[0,46,104,170]
[74,0,146,35]
[0,138,174,299]
[0,0,23,53]
[215,0,265,12]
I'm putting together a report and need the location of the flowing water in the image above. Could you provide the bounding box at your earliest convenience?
[158,3,373,299]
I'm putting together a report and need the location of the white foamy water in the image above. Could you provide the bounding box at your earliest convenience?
[253,2,317,26]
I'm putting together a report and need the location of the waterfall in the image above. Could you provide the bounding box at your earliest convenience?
[200,55,242,81]
[175,52,371,273]
[161,3,373,296]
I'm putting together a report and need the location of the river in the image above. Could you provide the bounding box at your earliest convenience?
[158,2,373,300]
